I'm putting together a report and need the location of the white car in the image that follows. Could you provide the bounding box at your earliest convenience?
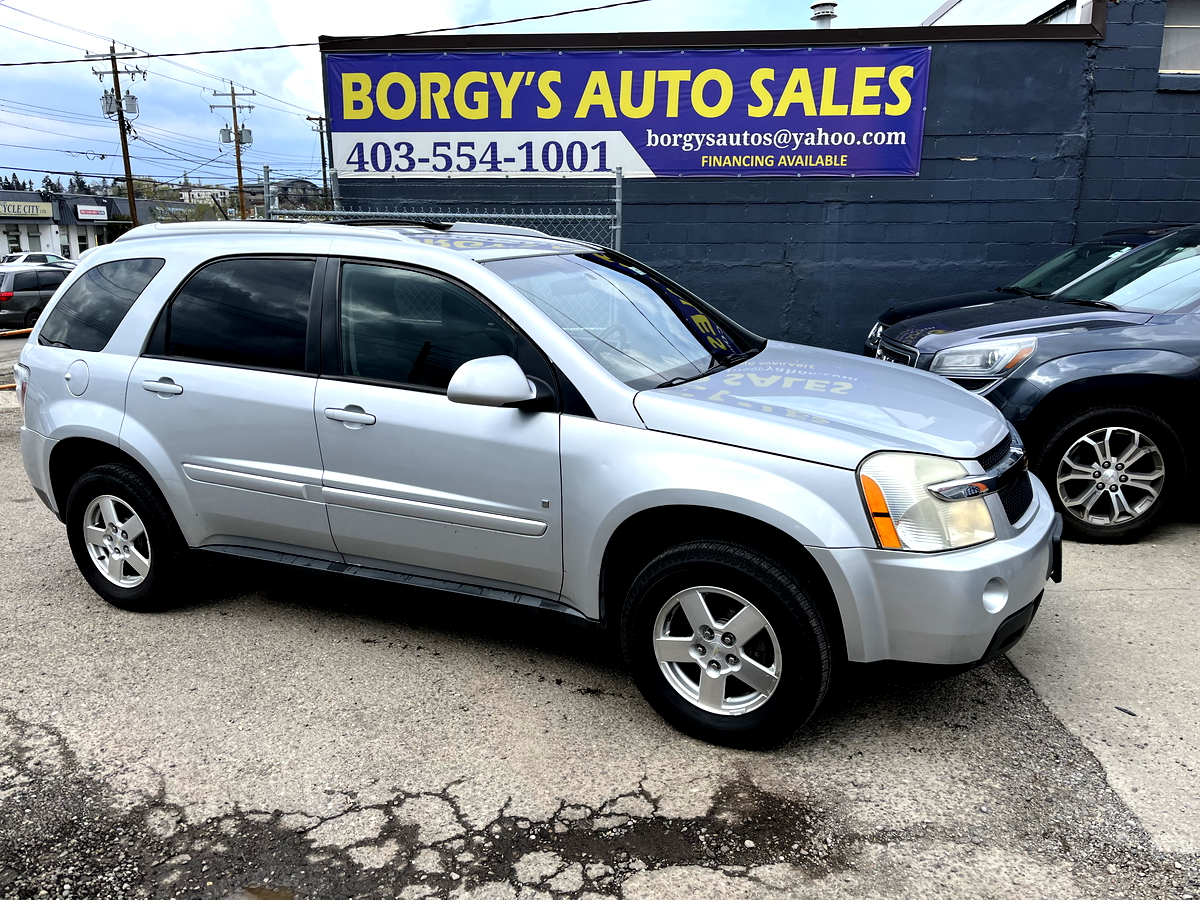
[1,252,76,268]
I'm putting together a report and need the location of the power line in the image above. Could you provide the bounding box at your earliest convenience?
[0,0,653,67]
[0,2,317,115]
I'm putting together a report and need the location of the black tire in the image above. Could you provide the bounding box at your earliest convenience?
[1031,405,1185,543]
[64,464,189,612]
[23,307,43,329]
[620,540,832,748]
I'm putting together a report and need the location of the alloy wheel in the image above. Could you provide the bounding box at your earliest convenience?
[1055,426,1165,527]
[652,585,782,715]
[82,494,152,588]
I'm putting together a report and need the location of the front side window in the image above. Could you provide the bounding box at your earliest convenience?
[167,257,315,371]
[339,263,517,389]
[38,258,164,352]
[487,252,755,389]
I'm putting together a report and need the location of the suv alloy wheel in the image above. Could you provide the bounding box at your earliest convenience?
[621,540,831,748]
[65,464,188,611]
[1034,405,1185,543]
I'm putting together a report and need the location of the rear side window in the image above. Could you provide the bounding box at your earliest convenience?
[38,258,164,352]
[166,257,315,371]
[38,270,68,289]
[12,271,38,292]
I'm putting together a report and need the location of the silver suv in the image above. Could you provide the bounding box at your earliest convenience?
[14,221,1061,746]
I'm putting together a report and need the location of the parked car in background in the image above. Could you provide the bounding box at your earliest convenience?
[14,220,1059,747]
[864,226,1183,355]
[0,265,70,329]
[1,252,76,268]
[874,224,1200,544]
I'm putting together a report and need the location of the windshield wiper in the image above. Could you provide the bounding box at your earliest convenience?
[37,336,72,348]
[1057,298,1120,310]
[655,346,763,389]
[1003,285,1052,298]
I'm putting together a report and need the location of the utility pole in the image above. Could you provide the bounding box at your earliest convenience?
[306,116,330,208]
[262,165,271,220]
[88,44,144,227]
[211,83,254,219]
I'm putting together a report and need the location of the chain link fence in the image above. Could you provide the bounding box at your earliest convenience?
[276,204,618,247]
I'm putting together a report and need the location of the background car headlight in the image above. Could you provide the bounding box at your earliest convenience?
[859,452,995,551]
[866,322,885,346]
[930,337,1036,378]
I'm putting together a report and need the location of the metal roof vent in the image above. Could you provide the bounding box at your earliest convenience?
[811,1,837,28]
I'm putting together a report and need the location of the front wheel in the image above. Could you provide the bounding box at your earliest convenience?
[1032,405,1184,543]
[620,540,832,748]
[65,464,189,611]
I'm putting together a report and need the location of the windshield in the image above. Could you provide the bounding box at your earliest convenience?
[1008,242,1132,295]
[487,251,755,389]
[1054,228,1200,312]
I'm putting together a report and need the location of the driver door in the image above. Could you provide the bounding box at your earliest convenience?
[314,260,564,600]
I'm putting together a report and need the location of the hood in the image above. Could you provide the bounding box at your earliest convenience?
[883,297,1154,354]
[877,289,1022,327]
[634,341,1009,470]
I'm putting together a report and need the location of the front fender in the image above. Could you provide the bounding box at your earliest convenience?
[991,349,1200,427]
[559,416,869,620]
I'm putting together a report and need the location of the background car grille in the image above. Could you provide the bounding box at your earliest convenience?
[875,340,918,366]
[999,471,1034,524]
[977,433,1012,472]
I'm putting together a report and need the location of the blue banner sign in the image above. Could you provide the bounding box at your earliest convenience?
[325,46,930,179]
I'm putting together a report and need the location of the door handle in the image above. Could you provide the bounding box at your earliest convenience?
[142,378,183,395]
[324,406,376,426]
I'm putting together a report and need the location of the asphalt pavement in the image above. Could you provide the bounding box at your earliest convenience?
[1,376,1198,900]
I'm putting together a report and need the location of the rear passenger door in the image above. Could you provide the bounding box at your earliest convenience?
[123,256,337,555]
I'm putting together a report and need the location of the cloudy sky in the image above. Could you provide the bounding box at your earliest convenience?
[1,0,940,191]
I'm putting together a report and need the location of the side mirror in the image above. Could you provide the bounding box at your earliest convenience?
[447,355,538,408]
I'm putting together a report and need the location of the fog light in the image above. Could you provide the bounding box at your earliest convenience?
[982,577,1008,614]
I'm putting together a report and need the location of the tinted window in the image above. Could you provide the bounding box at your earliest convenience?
[168,257,314,371]
[38,270,68,289]
[340,263,516,389]
[26,254,46,263]
[38,258,164,352]
[12,271,38,292]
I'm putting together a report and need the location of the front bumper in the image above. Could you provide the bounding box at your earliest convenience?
[811,476,1060,665]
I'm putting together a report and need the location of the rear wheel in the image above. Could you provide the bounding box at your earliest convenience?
[621,540,832,748]
[65,464,189,611]
[1033,405,1184,543]
[23,307,43,329]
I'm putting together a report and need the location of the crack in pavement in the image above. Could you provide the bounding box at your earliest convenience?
[2,685,1200,900]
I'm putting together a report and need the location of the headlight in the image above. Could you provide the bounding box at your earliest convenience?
[859,452,995,551]
[866,322,885,346]
[930,337,1036,378]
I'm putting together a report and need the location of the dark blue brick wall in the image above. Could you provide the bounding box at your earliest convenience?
[340,0,1198,352]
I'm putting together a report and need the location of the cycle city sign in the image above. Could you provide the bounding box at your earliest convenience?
[323,45,930,179]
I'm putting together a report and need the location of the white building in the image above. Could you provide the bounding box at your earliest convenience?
[924,0,1095,26]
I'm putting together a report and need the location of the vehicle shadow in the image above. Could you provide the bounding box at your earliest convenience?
[182,553,1001,747]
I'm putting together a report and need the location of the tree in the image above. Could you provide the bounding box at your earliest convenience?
[111,177,181,201]
[67,173,95,195]
[41,175,64,193]
[3,174,31,191]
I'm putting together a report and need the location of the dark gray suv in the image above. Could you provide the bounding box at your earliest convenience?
[0,265,69,329]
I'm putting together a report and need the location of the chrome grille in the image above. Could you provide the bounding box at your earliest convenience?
[875,340,917,367]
